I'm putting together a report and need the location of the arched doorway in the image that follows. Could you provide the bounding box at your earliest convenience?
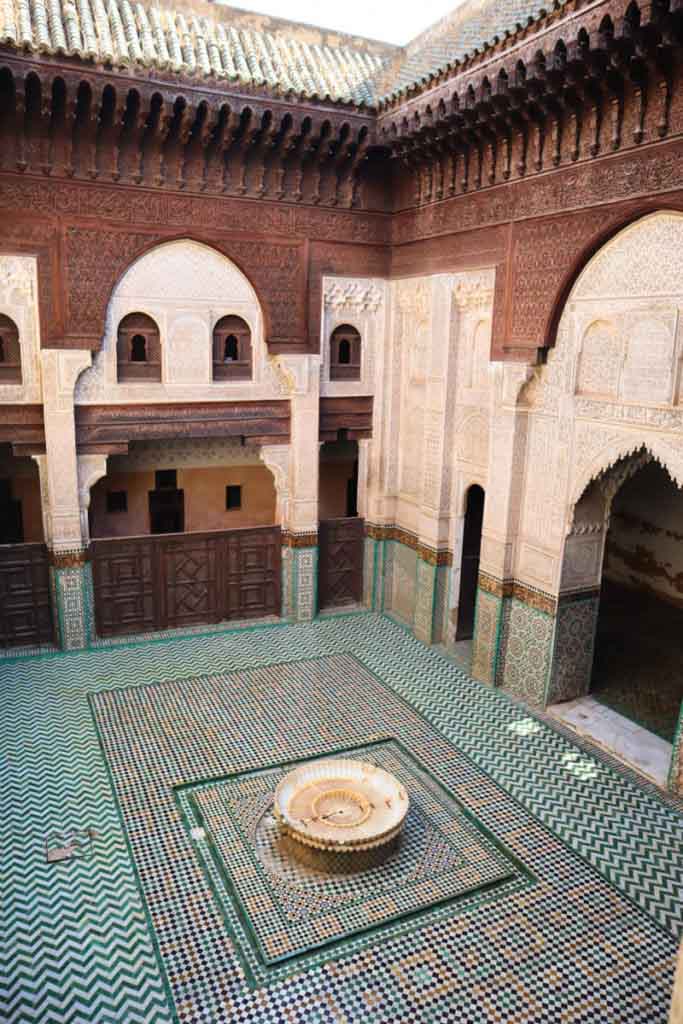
[549,450,683,786]
[591,460,683,744]
[456,484,485,641]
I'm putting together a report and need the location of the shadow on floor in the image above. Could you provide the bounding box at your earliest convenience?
[592,580,683,742]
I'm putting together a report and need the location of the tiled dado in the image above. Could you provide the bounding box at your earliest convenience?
[48,548,93,652]
[472,574,602,708]
[364,523,452,644]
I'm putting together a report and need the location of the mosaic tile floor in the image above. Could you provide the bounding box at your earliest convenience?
[3,612,683,1023]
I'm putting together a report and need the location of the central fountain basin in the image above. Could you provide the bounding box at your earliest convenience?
[274,757,409,852]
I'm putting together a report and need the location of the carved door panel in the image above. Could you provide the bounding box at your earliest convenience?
[0,543,53,647]
[91,527,281,637]
[91,537,156,637]
[318,517,364,610]
[225,528,281,620]
[161,535,219,629]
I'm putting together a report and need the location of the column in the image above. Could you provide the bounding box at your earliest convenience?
[267,355,321,622]
[471,363,532,685]
[39,349,93,650]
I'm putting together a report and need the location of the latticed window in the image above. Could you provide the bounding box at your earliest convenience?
[0,314,22,384]
[116,312,161,382]
[213,316,252,381]
[330,324,361,381]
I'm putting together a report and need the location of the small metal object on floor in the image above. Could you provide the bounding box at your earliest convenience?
[45,827,96,863]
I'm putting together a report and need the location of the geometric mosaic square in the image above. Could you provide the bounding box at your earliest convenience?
[88,651,679,1020]
[178,739,525,979]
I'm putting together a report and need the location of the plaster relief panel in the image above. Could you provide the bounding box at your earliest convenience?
[576,320,622,398]
[0,254,42,404]
[321,277,386,397]
[75,239,274,404]
[620,313,677,405]
[166,315,211,385]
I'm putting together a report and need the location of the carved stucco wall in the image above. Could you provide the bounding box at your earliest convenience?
[75,239,288,404]
[516,211,683,598]
[369,268,495,638]
[321,277,386,398]
[0,254,42,405]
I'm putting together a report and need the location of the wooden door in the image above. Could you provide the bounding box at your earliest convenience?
[91,526,281,637]
[318,517,364,610]
[0,543,53,647]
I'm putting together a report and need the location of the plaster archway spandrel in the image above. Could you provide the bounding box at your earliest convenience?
[570,434,683,513]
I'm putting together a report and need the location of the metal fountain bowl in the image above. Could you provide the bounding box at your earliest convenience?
[273,757,409,852]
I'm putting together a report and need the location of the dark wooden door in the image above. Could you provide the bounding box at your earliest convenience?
[318,517,364,610]
[0,543,54,647]
[91,526,281,638]
[456,486,485,640]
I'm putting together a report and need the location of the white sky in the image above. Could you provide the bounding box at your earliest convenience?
[222,0,465,46]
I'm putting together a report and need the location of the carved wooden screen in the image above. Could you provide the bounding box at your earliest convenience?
[0,543,54,648]
[91,526,281,637]
[318,517,364,609]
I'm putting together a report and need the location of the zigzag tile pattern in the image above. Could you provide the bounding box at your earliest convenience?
[2,612,682,1021]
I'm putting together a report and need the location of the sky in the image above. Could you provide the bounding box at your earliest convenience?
[220,0,466,45]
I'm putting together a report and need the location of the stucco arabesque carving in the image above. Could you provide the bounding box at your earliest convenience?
[323,280,383,313]
[0,256,35,303]
[569,437,683,527]
[260,444,291,525]
[452,273,494,313]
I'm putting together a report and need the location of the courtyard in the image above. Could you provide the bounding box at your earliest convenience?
[3,612,681,1022]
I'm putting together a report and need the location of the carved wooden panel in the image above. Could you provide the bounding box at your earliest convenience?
[90,537,157,637]
[0,543,53,648]
[318,517,364,609]
[319,397,373,441]
[91,526,281,637]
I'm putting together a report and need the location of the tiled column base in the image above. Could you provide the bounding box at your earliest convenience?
[546,592,600,705]
[433,564,451,646]
[471,576,556,707]
[495,594,555,706]
[281,541,318,622]
[414,557,437,644]
[362,536,383,611]
[470,584,503,685]
[670,714,683,796]
[50,560,93,651]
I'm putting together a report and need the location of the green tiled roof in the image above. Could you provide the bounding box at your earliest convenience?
[0,0,565,106]
[0,0,389,104]
[380,0,564,101]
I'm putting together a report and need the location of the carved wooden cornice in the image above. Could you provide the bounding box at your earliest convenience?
[319,396,373,441]
[0,56,377,209]
[281,530,318,548]
[0,403,46,452]
[379,0,683,207]
[74,400,290,450]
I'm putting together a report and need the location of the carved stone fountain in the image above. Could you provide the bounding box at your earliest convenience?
[274,757,409,855]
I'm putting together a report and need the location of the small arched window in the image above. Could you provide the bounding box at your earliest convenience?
[213,316,252,381]
[117,313,161,382]
[0,314,22,384]
[330,324,361,381]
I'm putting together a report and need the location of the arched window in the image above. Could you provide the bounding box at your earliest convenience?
[0,314,22,384]
[117,313,161,382]
[213,316,252,381]
[330,324,361,381]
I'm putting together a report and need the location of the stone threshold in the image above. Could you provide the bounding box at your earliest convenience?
[548,695,673,790]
